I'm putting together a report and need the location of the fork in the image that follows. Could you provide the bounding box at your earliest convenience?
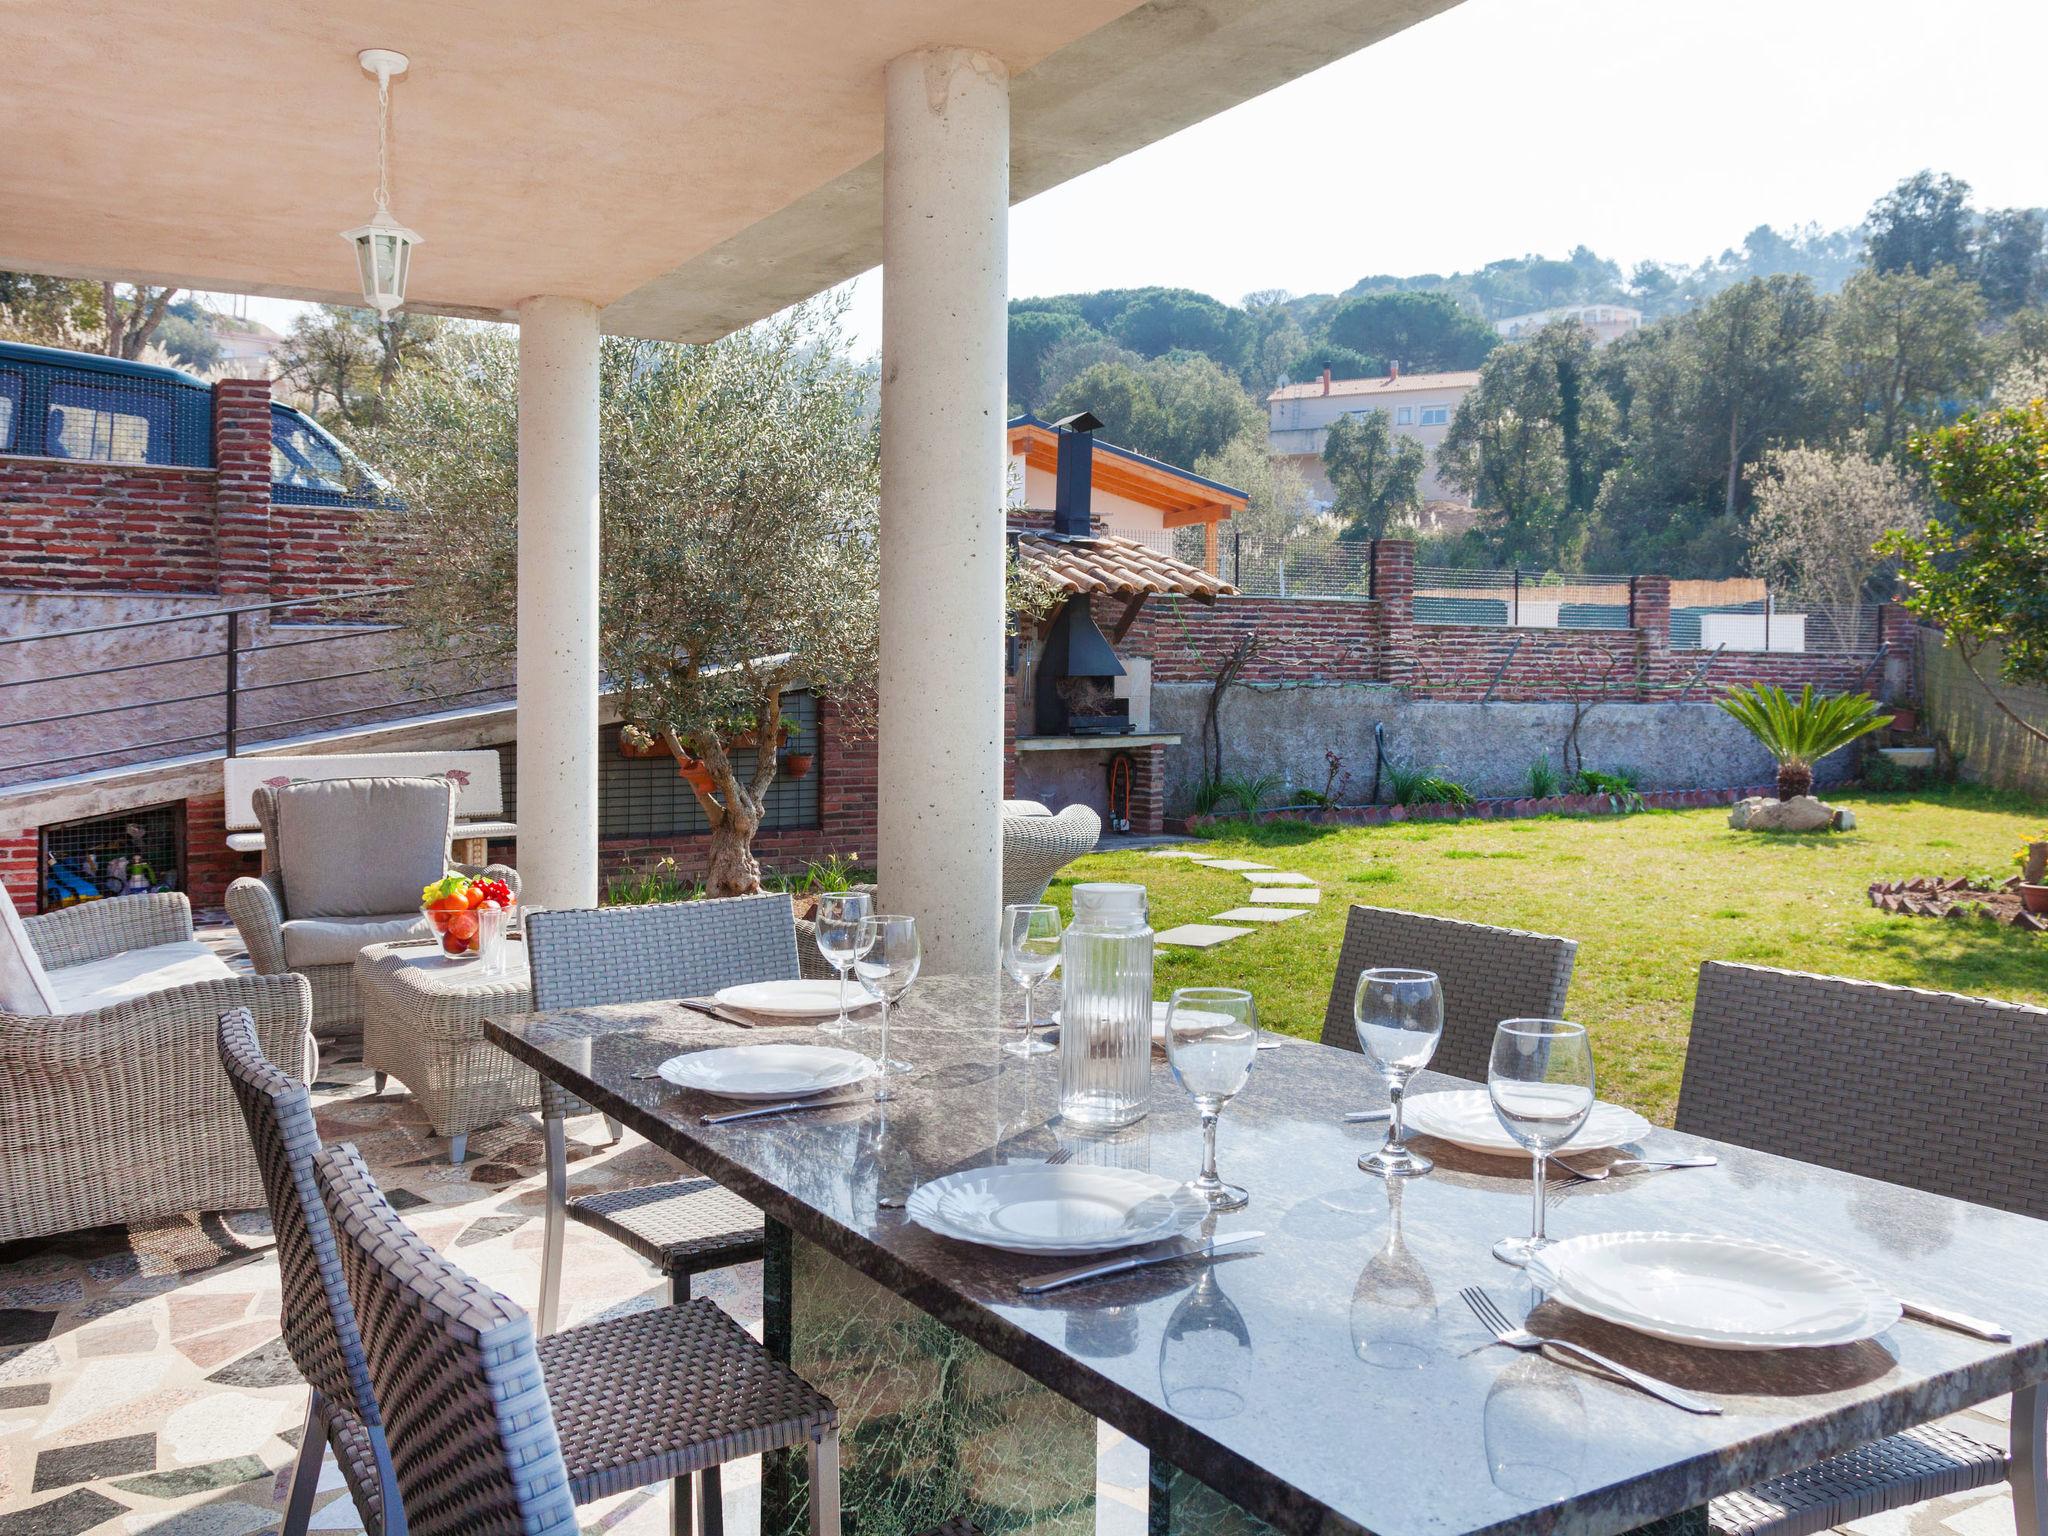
[1459,1286,1722,1415]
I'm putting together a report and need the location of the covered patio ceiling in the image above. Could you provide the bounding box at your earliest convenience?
[7,0,1456,342]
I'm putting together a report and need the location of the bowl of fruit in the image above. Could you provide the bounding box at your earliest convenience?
[421,872,517,970]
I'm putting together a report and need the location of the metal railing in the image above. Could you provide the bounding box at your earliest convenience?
[0,585,511,783]
[1668,598,1883,655]
[1412,564,1634,629]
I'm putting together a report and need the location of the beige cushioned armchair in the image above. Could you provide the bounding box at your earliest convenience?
[1,890,312,1243]
[227,776,518,1049]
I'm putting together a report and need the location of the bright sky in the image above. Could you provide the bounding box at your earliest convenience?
[229,0,2048,358]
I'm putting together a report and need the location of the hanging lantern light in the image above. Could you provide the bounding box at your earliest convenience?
[340,48,422,315]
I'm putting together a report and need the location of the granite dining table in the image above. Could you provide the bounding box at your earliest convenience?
[485,975,2048,1536]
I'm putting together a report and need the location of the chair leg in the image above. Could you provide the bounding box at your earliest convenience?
[673,1474,693,1536]
[2016,1384,2045,1536]
[281,1388,329,1536]
[604,1115,624,1143]
[807,1429,841,1536]
[448,1132,468,1166]
[669,1267,692,1304]
[698,1463,725,1536]
[538,1110,568,1336]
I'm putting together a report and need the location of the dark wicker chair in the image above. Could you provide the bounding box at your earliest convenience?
[525,896,799,1336]
[1678,962,2048,1536]
[217,1008,398,1536]
[314,1137,842,1536]
[1319,905,1578,1082]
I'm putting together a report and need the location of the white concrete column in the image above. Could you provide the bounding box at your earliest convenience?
[515,296,602,911]
[878,46,1011,975]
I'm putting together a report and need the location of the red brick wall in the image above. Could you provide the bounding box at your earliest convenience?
[1407,624,1653,701]
[268,503,401,612]
[1149,595,1381,683]
[213,379,272,597]
[0,457,221,592]
[0,829,34,916]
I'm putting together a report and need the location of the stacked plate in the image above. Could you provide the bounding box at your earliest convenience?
[908,1164,1206,1255]
[1528,1232,1899,1350]
[656,1043,876,1100]
[713,979,857,1020]
[1401,1088,1651,1157]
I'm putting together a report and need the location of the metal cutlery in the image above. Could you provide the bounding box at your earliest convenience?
[1557,1154,1719,1182]
[1343,1109,1392,1123]
[1020,1231,1264,1294]
[1459,1286,1722,1415]
[679,999,758,1028]
[701,1095,861,1125]
[1898,1297,2011,1341]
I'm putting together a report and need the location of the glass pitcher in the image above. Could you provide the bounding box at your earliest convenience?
[1058,882,1154,1127]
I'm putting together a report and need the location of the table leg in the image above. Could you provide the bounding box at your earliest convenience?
[760,1222,1095,1536]
[2016,1384,2046,1536]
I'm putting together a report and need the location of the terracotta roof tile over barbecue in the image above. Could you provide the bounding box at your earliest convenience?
[1015,532,1234,603]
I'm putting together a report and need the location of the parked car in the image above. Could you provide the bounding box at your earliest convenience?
[0,338,394,505]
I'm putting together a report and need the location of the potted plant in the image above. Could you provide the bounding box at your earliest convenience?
[2018,836,2048,914]
[1718,683,1893,800]
[618,723,663,759]
[780,722,814,780]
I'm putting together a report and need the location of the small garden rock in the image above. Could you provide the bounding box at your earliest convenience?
[1729,795,1837,832]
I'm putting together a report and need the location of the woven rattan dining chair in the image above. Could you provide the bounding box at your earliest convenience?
[216,1008,403,1536]
[1679,962,2047,1536]
[313,1138,842,1536]
[1318,905,1578,1082]
[524,896,800,1337]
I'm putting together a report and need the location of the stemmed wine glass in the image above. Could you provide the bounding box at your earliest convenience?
[1001,903,1062,1058]
[1163,987,1258,1211]
[814,891,873,1037]
[855,914,921,1100]
[1487,1017,1594,1266]
[1354,968,1444,1178]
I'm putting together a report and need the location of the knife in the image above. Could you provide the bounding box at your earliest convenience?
[701,1096,861,1125]
[1899,1297,2011,1342]
[679,998,758,1028]
[1019,1231,1264,1294]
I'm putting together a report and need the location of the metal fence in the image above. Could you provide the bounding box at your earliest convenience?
[1668,598,1882,655]
[1412,565,1633,629]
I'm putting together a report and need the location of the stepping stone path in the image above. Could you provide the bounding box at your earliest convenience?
[1156,923,1255,948]
[1133,847,1326,950]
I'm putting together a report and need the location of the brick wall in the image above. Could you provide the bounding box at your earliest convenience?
[1407,624,1653,701]
[0,458,221,592]
[213,379,272,597]
[0,828,34,916]
[269,502,400,612]
[1149,595,1381,683]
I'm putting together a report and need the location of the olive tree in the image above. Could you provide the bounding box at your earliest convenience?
[362,305,879,896]
[1745,445,1923,639]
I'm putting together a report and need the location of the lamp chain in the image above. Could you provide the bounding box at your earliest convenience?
[375,71,391,215]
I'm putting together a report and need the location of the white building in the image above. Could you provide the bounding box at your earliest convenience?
[1493,303,1642,346]
[1266,365,1479,506]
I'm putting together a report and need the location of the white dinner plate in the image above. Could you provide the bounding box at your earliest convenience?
[1529,1231,1899,1350]
[1400,1088,1651,1157]
[908,1164,1204,1255]
[656,1043,876,1100]
[714,979,860,1018]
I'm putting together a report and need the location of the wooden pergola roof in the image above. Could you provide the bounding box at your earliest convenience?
[1016,532,1235,603]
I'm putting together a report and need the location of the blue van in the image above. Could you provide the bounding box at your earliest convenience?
[0,339,393,506]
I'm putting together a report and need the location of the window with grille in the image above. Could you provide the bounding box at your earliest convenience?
[1419,405,1450,427]
[494,691,821,840]
[39,803,184,913]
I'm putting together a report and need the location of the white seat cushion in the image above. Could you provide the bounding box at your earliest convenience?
[1,897,61,1016]
[282,913,429,968]
[47,940,237,1015]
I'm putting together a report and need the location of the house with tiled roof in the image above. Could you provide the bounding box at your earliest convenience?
[1266,363,1480,507]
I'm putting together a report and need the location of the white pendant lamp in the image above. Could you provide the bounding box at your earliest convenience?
[341,48,423,315]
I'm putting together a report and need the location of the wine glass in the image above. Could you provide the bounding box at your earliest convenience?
[814,891,873,1037]
[1487,1018,1594,1266]
[1001,904,1062,1057]
[855,914,920,1099]
[1163,987,1258,1211]
[1353,968,1444,1178]
[1157,1259,1253,1419]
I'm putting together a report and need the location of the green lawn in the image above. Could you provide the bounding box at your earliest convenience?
[1048,787,2048,1125]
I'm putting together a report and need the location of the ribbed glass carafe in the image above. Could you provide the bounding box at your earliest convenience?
[1058,882,1153,1127]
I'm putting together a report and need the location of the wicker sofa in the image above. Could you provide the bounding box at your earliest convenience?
[1,890,313,1243]
[1001,800,1101,909]
[227,777,517,1051]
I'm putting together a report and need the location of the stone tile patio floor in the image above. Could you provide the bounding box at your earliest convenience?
[0,919,2012,1536]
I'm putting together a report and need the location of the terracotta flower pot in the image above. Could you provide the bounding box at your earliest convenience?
[675,754,718,794]
[619,736,662,760]
[2021,884,2048,915]
[780,751,814,779]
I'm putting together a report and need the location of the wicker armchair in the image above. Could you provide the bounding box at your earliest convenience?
[1001,801,1101,909]
[1319,904,1577,1083]
[1,893,313,1243]
[228,777,517,1051]
[1679,962,2047,1536]
[525,896,794,1334]
[315,1138,843,1536]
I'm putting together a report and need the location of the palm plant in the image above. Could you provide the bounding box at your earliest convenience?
[1718,683,1892,800]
